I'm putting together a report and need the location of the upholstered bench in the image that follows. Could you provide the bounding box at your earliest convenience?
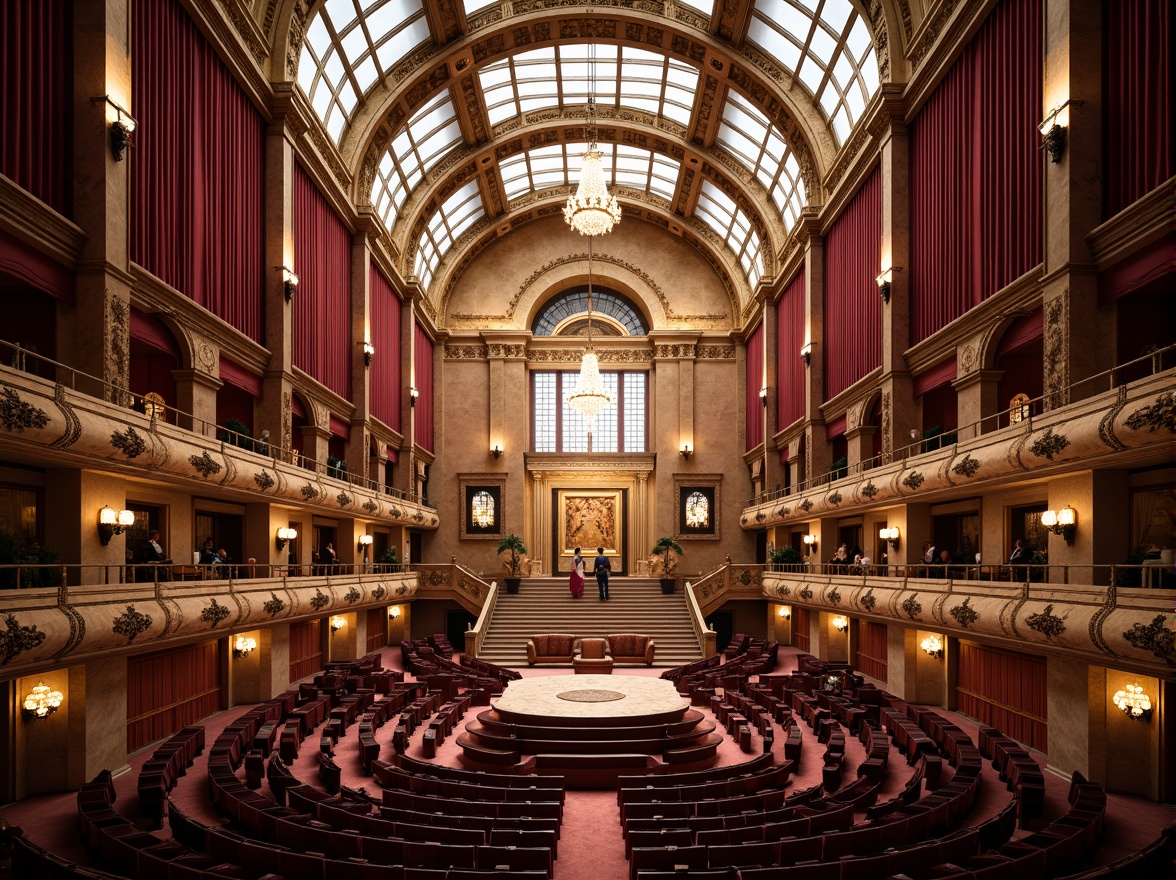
[606,633,656,665]
[526,633,577,665]
[572,638,614,674]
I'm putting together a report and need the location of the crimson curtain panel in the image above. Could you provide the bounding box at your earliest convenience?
[776,268,806,432]
[413,325,434,453]
[127,641,220,752]
[745,321,764,451]
[369,266,403,432]
[132,0,264,342]
[956,641,1048,751]
[289,619,323,682]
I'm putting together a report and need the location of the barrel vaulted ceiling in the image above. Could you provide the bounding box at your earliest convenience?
[244,0,933,326]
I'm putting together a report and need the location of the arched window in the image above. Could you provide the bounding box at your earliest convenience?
[1008,393,1031,424]
[685,492,710,528]
[532,288,648,337]
[471,490,495,528]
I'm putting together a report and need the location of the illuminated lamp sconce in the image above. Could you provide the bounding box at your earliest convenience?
[98,506,135,546]
[879,526,901,550]
[800,343,812,367]
[680,443,692,460]
[409,386,419,407]
[490,444,502,460]
[1040,505,1077,545]
[388,606,401,619]
[777,605,791,620]
[1039,99,1083,163]
[802,534,818,553]
[330,615,346,633]
[233,635,257,659]
[275,266,299,301]
[22,682,63,721]
[276,526,298,550]
[358,534,374,553]
[1112,684,1152,721]
[876,267,898,304]
[91,95,136,161]
[759,386,768,407]
[832,615,849,633]
[920,634,943,658]
[363,342,375,367]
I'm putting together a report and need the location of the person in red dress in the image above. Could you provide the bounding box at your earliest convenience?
[569,547,585,598]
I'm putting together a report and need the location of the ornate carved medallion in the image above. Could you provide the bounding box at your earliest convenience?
[310,590,329,611]
[201,598,230,629]
[1030,428,1071,461]
[189,451,222,478]
[901,594,922,620]
[113,605,153,643]
[0,387,49,432]
[0,614,47,665]
[345,587,361,603]
[1025,603,1066,640]
[902,471,925,491]
[860,589,876,612]
[254,471,275,490]
[263,593,286,616]
[951,455,981,478]
[950,598,980,628]
[110,426,147,458]
[1122,614,1175,664]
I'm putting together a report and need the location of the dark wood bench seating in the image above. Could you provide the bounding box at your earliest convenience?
[380,790,564,822]
[136,724,205,827]
[619,760,794,814]
[616,751,773,795]
[461,718,720,756]
[392,754,566,794]
[375,763,564,807]
[13,827,131,879]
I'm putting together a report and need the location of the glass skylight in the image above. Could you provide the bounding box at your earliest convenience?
[497,143,680,203]
[370,94,463,231]
[746,0,879,143]
[676,0,714,14]
[716,90,808,230]
[694,181,764,289]
[478,44,699,128]
[297,0,431,143]
[461,0,498,17]
[413,180,485,292]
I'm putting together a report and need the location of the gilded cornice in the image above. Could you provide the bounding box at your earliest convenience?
[0,572,417,677]
[0,177,86,269]
[524,452,657,474]
[1086,178,1175,271]
[763,571,1175,676]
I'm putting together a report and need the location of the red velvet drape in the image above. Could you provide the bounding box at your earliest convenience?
[792,606,811,653]
[370,266,402,432]
[776,268,806,431]
[910,0,1042,345]
[745,321,764,451]
[289,619,323,682]
[855,620,888,683]
[293,163,352,399]
[0,0,70,216]
[366,607,388,654]
[824,168,881,399]
[956,641,1047,751]
[127,641,220,752]
[413,325,434,453]
[1103,0,1172,219]
[132,0,264,343]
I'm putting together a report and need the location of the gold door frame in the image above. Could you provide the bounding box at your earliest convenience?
[556,489,624,573]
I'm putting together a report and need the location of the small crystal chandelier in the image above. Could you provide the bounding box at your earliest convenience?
[1112,683,1152,721]
[566,235,612,434]
[564,41,621,237]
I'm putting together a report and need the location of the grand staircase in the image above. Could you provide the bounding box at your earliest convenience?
[476,577,702,668]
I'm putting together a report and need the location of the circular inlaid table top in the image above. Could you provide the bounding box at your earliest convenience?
[494,674,688,725]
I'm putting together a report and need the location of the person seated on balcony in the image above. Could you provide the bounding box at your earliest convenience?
[140,529,172,582]
[1007,538,1029,572]
[198,538,218,566]
[852,550,872,574]
[322,542,337,570]
[830,544,850,567]
[935,548,954,577]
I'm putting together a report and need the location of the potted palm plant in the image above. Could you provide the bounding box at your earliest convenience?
[651,537,683,594]
[498,534,527,594]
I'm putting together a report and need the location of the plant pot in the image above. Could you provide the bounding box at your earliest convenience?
[505,577,521,594]
[660,578,676,594]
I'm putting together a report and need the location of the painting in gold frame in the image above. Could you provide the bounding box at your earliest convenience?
[556,489,623,572]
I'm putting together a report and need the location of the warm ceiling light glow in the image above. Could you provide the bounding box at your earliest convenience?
[920,634,943,657]
[330,616,346,632]
[22,682,63,720]
[1112,684,1152,721]
[778,606,791,619]
[233,635,257,658]
[832,615,848,632]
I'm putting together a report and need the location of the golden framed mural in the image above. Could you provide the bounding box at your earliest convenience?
[555,489,624,572]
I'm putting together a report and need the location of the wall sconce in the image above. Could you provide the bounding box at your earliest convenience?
[275,266,299,302]
[276,526,298,550]
[22,681,64,721]
[777,605,791,619]
[363,342,375,367]
[358,534,374,553]
[759,386,768,407]
[233,635,257,659]
[802,534,817,552]
[330,615,345,633]
[920,634,943,658]
[1040,506,1077,545]
[879,526,900,550]
[800,343,812,366]
[832,615,848,633]
[1039,99,1083,163]
[91,95,136,161]
[409,386,419,407]
[680,443,692,460]
[490,444,502,460]
[876,268,896,304]
[98,506,135,546]
[388,606,400,619]
[1112,683,1152,721]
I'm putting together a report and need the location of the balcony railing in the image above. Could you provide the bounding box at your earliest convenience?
[0,338,424,504]
[0,562,411,590]
[752,343,1174,506]
[765,561,1174,589]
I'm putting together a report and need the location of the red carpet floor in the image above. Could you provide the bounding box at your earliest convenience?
[3,647,1173,880]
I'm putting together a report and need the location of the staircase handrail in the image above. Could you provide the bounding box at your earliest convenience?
[463,575,500,658]
[685,561,731,657]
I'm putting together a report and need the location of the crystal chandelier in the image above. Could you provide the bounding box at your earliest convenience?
[566,235,613,433]
[564,41,621,237]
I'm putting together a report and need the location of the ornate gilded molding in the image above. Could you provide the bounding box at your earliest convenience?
[345,587,362,603]
[189,451,223,478]
[0,387,49,432]
[860,589,876,612]
[951,454,980,478]
[901,471,925,491]
[0,614,47,666]
[1025,603,1066,641]
[309,589,330,612]
[1124,391,1175,433]
[1122,614,1175,665]
[113,605,153,644]
[901,593,922,620]
[110,426,147,458]
[200,598,231,629]
[949,597,979,628]
[1030,427,1070,462]
[263,592,287,616]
